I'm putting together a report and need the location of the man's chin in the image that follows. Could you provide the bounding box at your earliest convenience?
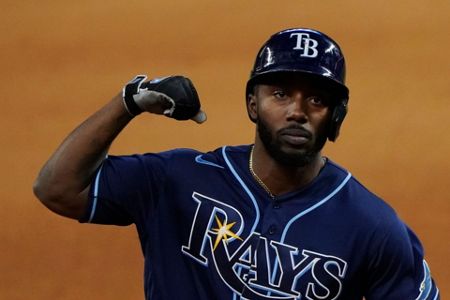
[279,141,314,154]
[270,148,317,167]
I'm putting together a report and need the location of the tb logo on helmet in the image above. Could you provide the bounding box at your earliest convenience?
[289,33,319,58]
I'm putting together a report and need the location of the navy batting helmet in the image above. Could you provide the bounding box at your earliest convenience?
[246,28,349,141]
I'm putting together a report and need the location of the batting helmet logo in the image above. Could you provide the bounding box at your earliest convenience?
[289,33,319,58]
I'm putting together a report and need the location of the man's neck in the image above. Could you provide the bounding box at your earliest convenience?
[250,144,325,197]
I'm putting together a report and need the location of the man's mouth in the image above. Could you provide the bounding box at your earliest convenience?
[279,127,312,145]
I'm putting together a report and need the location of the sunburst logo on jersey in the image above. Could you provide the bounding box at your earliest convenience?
[211,215,242,251]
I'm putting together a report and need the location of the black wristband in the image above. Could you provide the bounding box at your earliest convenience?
[123,75,146,116]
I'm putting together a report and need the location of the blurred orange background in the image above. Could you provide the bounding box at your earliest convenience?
[1,1,449,299]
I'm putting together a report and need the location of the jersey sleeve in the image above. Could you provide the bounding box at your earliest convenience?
[365,216,439,300]
[79,152,170,226]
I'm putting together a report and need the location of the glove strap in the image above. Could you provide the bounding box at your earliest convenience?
[122,75,147,116]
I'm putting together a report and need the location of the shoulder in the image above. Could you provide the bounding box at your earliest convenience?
[145,147,203,159]
[328,162,421,261]
[326,160,401,231]
[135,145,252,173]
[191,144,251,168]
[147,145,250,160]
[103,145,250,174]
[112,148,204,166]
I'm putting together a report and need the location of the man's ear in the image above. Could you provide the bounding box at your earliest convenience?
[247,93,257,123]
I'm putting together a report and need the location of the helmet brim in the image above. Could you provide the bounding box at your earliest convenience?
[246,69,349,102]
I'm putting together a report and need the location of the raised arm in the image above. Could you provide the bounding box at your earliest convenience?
[33,75,206,220]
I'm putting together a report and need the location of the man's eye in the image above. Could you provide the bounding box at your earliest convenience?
[273,91,286,98]
[309,96,326,106]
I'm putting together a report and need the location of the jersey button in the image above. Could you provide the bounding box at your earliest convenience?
[269,225,277,235]
[273,203,280,209]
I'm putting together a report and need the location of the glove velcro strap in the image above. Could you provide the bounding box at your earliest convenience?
[122,75,147,116]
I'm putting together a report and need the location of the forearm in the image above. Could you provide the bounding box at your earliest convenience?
[34,74,205,219]
[33,93,133,219]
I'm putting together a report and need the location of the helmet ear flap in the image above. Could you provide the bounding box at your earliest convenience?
[328,100,348,142]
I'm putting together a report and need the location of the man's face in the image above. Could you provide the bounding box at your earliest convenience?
[248,73,333,167]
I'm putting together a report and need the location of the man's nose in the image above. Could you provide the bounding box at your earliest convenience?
[286,93,307,122]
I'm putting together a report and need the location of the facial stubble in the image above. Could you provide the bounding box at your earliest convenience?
[257,117,328,167]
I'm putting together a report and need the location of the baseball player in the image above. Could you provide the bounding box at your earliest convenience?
[34,28,439,299]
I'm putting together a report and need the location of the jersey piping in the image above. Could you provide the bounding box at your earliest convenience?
[195,154,225,169]
[88,163,104,223]
[416,260,437,300]
[269,171,352,293]
[222,146,261,235]
[222,146,262,300]
[281,172,352,242]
